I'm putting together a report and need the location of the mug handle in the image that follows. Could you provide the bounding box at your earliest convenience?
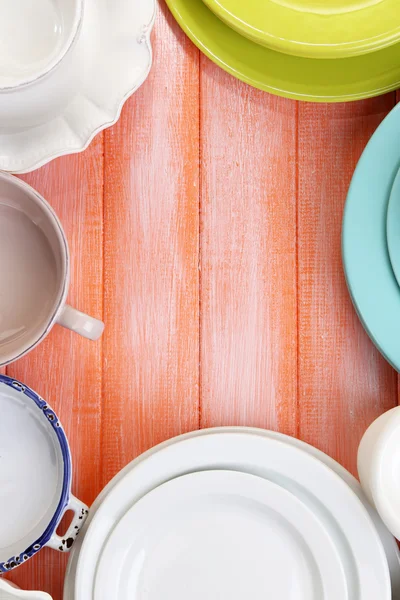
[57,305,104,340]
[46,495,89,553]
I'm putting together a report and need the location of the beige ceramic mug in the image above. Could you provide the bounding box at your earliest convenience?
[0,172,104,367]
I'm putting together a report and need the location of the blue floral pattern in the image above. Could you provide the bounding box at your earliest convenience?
[0,375,72,572]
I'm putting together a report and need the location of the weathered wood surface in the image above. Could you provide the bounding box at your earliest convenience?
[5,4,398,598]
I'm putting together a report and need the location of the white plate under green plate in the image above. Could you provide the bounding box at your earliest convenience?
[386,168,400,289]
[166,0,400,102]
[343,103,400,371]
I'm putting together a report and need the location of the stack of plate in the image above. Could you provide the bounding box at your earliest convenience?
[0,0,155,173]
[65,428,400,600]
[343,103,400,371]
[165,0,400,101]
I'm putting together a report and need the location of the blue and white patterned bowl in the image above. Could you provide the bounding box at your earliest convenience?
[0,375,88,572]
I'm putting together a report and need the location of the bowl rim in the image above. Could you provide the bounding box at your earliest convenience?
[0,375,71,573]
[0,0,84,92]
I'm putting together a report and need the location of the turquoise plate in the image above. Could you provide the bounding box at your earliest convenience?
[343,104,400,371]
[386,168,400,289]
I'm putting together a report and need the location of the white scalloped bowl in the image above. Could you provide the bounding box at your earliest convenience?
[0,0,155,173]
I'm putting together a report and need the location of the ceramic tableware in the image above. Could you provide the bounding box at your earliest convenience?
[0,0,155,173]
[386,168,400,288]
[166,0,400,102]
[0,0,83,90]
[358,407,400,541]
[201,0,400,59]
[0,579,52,600]
[0,173,104,367]
[64,427,400,599]
[0,375,88,572]
[342,103,400,371]
[94,470,347,600]
[73,430,391,600]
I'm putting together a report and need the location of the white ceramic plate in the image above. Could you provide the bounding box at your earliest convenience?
[64,428,400,599]
[0,579,51,600]
[73,431,391,600]
[0,0,155,173]
[94,470,347,600]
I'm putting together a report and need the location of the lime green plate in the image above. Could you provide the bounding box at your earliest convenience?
[343,104,400,371]
[166,0,400,102]
[202,0,400,59]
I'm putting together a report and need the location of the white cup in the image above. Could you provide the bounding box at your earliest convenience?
[0,172,104,367]
[358,407,400,540]
[0,0,84,90]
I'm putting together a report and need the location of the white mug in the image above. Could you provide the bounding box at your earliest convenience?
[0,172,104,367]
[358,407,400,540]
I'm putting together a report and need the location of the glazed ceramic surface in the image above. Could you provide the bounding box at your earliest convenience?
[0,0,83,89]
[0,0,155,173]
[202,0,400,58]
[358,408,400,541]
[95,470,347,600]
[0,579,52,599]
[64,428,400,600]
[386,168,400,289]
[342,103,400,371]
[166,0,400,102]
[0,375,88,572]
[74,431,391,600]
[0,173,104,367]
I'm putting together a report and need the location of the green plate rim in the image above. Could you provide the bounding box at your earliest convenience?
[166,0,400,102]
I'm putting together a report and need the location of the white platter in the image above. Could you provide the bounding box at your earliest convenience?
[0,0,155,173]
[94,470,347,600]
[72,430,391,600]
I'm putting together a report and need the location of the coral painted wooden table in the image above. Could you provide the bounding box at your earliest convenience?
[5,4,399,598]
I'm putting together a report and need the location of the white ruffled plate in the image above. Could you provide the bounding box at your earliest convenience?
[0,0,155,173]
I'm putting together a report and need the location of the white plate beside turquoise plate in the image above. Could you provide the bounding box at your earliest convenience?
[64,428,400,599]
[343,103,400,371]
[94,470,347,600]
[386,167,400,289]
[73,430,391,600]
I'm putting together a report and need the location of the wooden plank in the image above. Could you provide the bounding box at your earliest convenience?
[297,96,398,475]
[101,4,200,486]
[6,136,104,598]
[200,63,298,434]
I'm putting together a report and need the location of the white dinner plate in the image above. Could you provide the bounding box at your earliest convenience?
[73,431,391,600]
[0,0,155,173]
[94,470,348,600]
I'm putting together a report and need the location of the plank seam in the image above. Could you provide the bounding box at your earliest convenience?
[295,100,300,439]
[198,50,202,430]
